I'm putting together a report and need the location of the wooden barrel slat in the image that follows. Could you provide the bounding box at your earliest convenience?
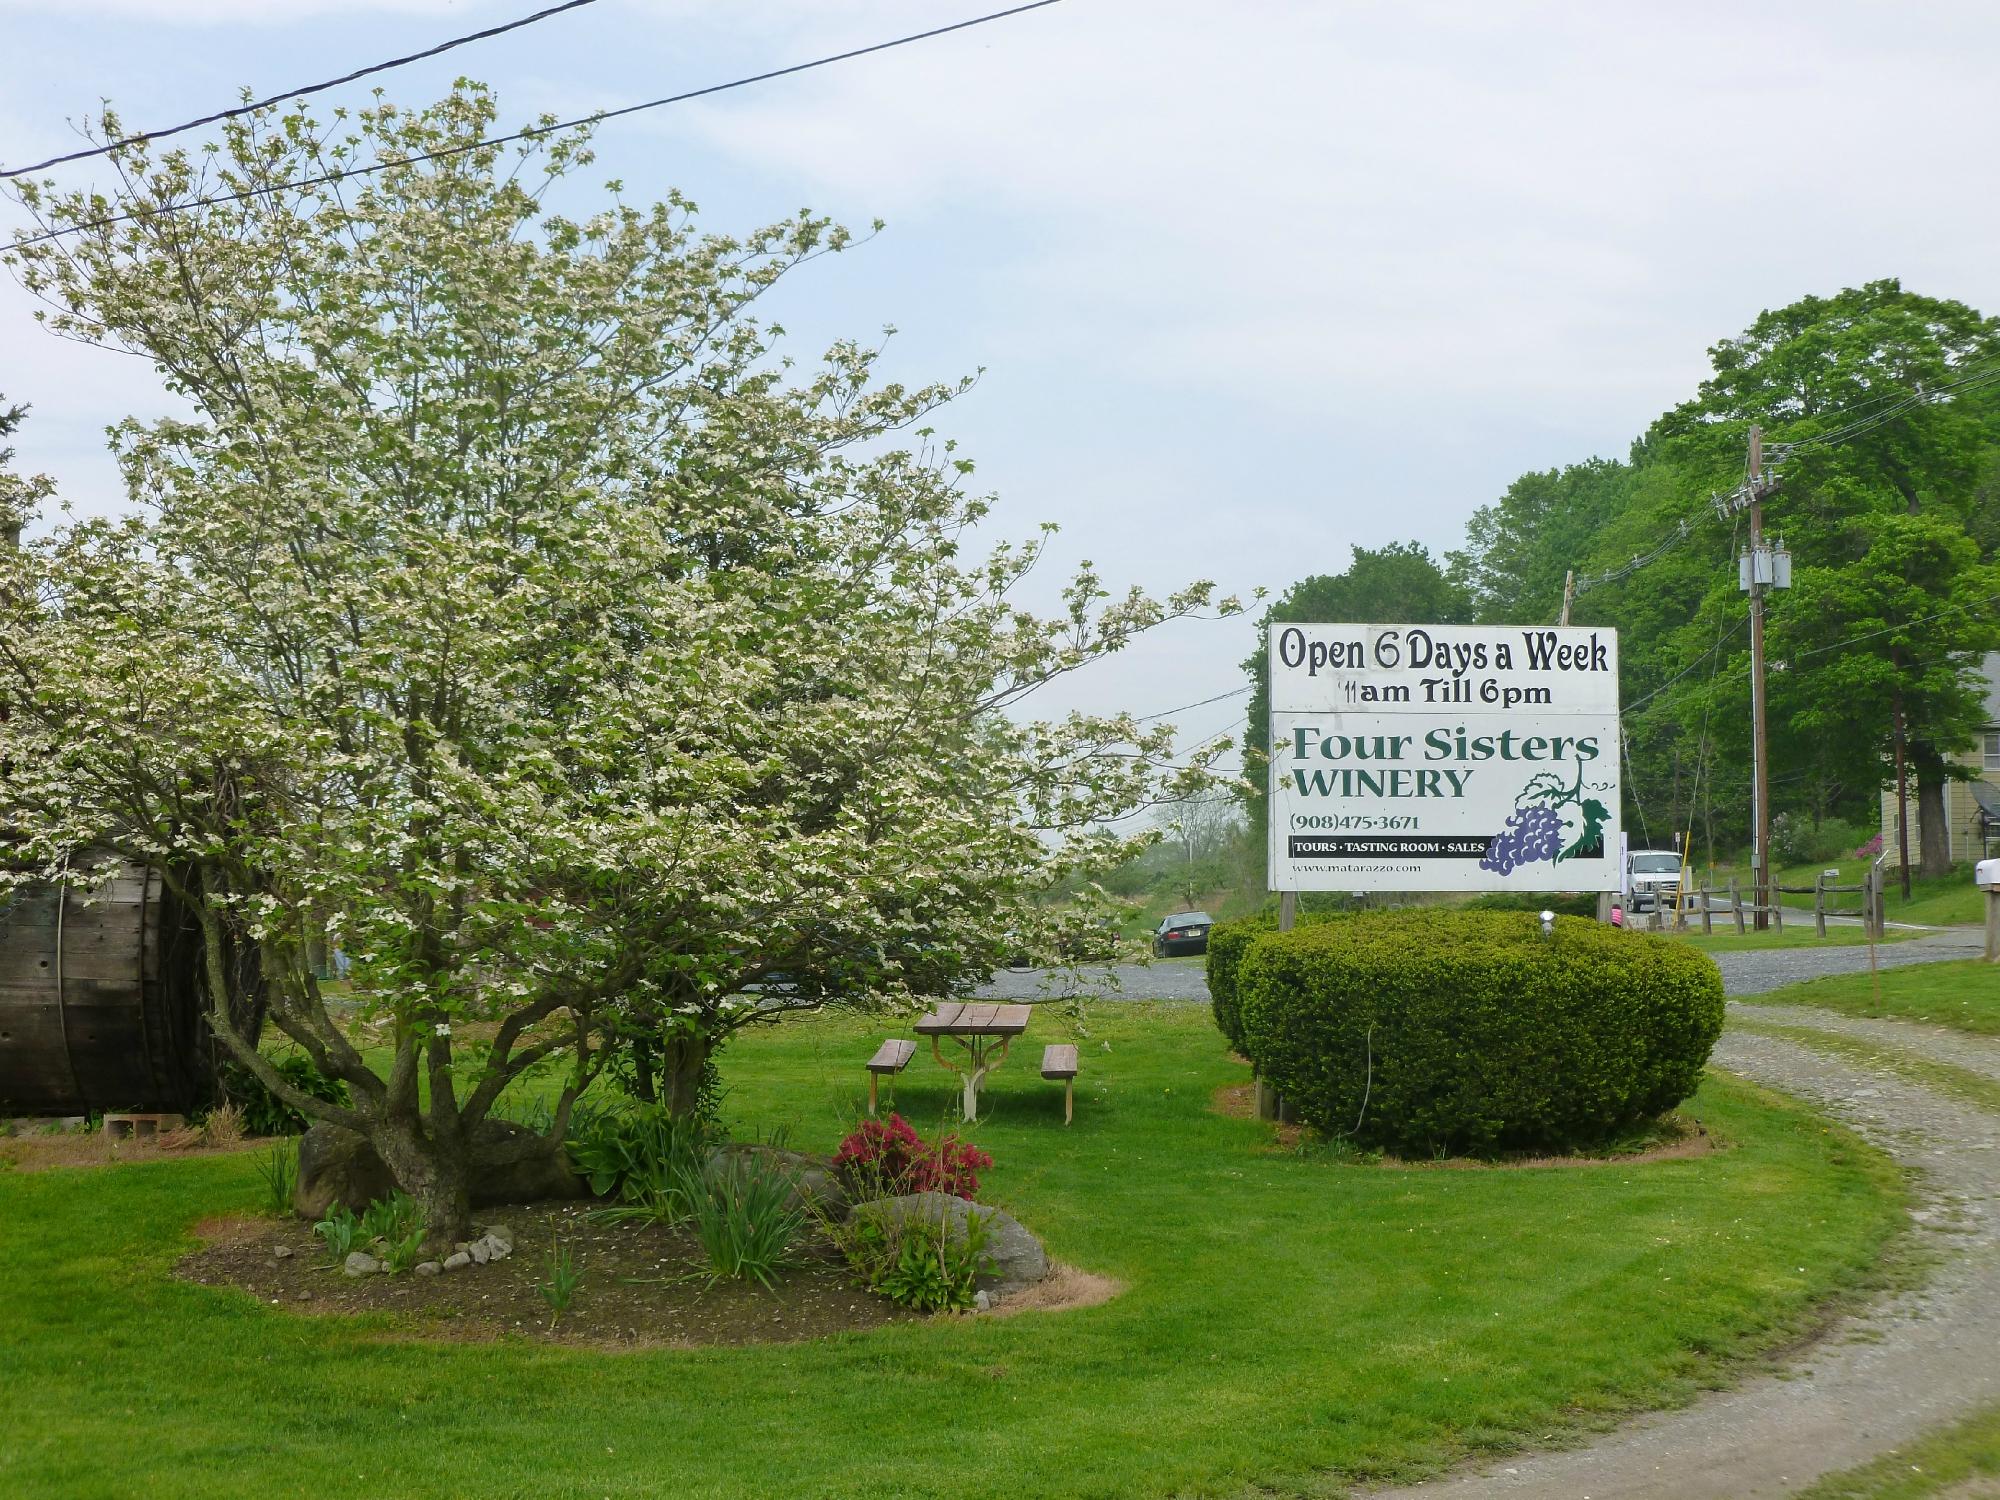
[0,859,215,1115]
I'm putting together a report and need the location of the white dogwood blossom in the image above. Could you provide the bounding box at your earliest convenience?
[0,86,1237,1242]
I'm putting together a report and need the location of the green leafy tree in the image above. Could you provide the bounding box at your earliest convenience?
[1450,457,1638,625]
[0,88,1236,1247]
[1649,279,2000,882]
[1240,542,1470,875]
[1776,512,2000,884]
[1467,283,2000,869]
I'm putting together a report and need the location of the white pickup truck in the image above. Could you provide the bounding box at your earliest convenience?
[1626,850,1685,913]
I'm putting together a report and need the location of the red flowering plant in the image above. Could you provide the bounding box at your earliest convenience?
[833,1114,994,1201]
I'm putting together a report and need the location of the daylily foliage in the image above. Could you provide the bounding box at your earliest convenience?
[0,86,1236,1243]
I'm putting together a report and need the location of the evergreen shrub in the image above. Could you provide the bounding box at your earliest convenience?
[1208,906,1354,1053]
[1235,911,1723,1154]
[1465,892,1600,918]
[1205,913,1273,1055]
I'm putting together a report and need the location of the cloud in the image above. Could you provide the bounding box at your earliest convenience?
[0,0,459,22]
[635,0,2000,431]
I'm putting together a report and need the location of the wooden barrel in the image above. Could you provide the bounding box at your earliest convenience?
[0,862,212,1116]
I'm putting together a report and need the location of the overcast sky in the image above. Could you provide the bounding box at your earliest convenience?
[4,0,1998,767]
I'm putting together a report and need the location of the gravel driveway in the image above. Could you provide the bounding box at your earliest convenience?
[976,927,1985,1005]
[973,960,1212,1003]
[1713,926,1985,995]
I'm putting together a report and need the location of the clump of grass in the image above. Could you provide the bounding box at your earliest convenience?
[381,1226,428,1273]
[539,1229,584,1329]
[201,1101,245,1149]
[358,1191,422,1245]
[252,1140,297,1216]
[676,1153,809,1290]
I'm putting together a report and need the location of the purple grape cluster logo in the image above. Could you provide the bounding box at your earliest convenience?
[1479,761,1611,876]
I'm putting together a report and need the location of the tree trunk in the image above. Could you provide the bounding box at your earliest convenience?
[1916,768,1954,878]
[661,1033,711,1120]
[371,1120,472,1252]
[629,1028,658,1104]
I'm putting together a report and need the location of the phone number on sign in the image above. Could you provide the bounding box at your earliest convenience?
[1290,814,1419,831]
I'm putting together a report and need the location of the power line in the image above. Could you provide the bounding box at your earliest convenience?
[1,0,607,179]
[1769,360,2000,457]
[4,0,1067,250]
[1575,358,2000,605]
[1573,514,1700,597]
[1622,591,2000,724]
[1786,592,2000,664]
[1622,615,1749,717]
[1133,684,1250,725]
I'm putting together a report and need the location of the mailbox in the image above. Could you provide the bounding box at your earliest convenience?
[1979,859,2000,891]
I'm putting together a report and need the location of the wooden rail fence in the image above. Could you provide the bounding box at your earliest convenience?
[1649,856,1887,941]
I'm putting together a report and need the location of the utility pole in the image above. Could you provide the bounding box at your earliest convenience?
[1747,426,1773,931]
[1558,570,1576,627]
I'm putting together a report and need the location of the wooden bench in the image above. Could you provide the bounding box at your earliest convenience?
[865,1039,917,1116]
[1041,1043,1080,1126]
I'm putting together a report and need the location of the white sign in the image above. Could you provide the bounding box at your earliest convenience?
[1268,623,1622,893]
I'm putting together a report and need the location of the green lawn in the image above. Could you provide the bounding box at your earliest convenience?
[1745,959,2000,1037]
[1667,923,1925,954]
[1798,1403,2000,1498]
[0,1006,1907,1500]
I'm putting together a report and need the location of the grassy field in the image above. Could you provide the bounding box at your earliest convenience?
[1745,959,2000,1037]
[1798,1403,2000,1498]
[0,1006,1907,1500]
[1667,924,1925,954]
[1112,885,1260,944]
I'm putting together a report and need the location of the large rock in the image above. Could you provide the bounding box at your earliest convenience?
[848,1192,1049,1300]
[705,1143,850,1219]
[294,1119,585,1220]
[295,1124,395,1218]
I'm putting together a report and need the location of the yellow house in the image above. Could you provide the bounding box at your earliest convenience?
[1878,651,2000,866]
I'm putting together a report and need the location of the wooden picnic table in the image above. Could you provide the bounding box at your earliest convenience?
[913,1002,1032,1122]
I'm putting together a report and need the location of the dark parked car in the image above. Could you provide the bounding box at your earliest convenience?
[1152,911,1214,957]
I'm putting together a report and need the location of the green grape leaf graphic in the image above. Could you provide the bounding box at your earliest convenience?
[1558,797,1609,863]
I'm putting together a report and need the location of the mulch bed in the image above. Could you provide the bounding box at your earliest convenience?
[1209,1082,1718,1167]
[178,1200,921,1348]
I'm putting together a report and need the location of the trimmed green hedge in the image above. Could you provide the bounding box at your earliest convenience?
[1465,892,1601,918]
[1207,907,1352,1054]
[1235,911,1724,1154]
[1205,914,1273,1055]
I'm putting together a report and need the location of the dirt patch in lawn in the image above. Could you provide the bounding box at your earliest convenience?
[1208,1083,1717,1167]
[177,1200,926,1348]
[0,1131,267,1174]
[984,1261,1124,1318]
[1396,1121,1716,1170]
[1210,1082,1307,1147]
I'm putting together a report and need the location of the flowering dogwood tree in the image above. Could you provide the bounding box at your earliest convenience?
[0,88,1234,1245]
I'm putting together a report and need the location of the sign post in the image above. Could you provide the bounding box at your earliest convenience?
[1268,623,1622,897]
[1978,859,2000,963]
